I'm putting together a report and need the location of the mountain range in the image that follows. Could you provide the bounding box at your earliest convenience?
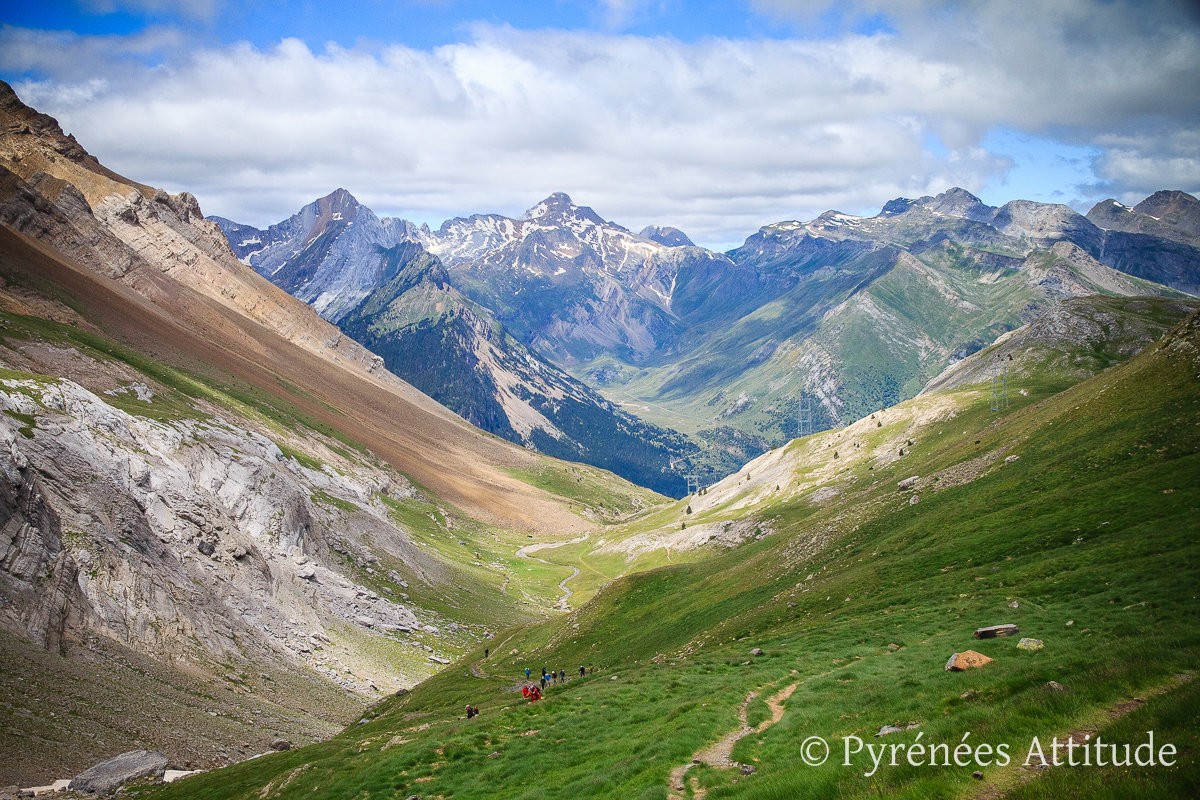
[216,185,1198,491]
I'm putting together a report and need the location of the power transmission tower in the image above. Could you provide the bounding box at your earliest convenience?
[796,393,814,438]
[990,357,1009,412]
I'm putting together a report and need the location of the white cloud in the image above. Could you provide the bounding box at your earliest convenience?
[3,2,1197,247]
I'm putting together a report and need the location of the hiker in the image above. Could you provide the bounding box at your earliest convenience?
[522,685,531,699]
[540,674,547,690]
[541,666,548,678]
[525,667,532,678]
[466,704,479,719]
[579,665,586,677]
[485,647,489,658]
[530,686,541,702]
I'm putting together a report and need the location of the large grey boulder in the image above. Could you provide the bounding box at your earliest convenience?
[69,750,168,793]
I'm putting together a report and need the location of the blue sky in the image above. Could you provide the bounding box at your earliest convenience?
[2,1,1197,248]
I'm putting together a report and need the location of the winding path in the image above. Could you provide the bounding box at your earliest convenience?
[516,534,588,611]
[555,566,581,610]
[668,681,798,800]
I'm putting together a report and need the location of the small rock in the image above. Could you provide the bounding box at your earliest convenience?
[750,647,764,656]
[270,738,292,751]
[488,752,501,759]
[960,690,976,700]
[1065,619,1075,627]
[1008,601,1020,609]
[908,494,920,505]
[1045,681,1067,692]
[196,540,215,556]
[296,564,316,580]
[897,476,919,491]
[428,655,451,665]
[945,650,993,671]
[1017,638,1044,651]
[887,643,900,652]
[974,624,1019,639]
[740,764,757,775]
[1004,455,1019,464]
[972,770,984,780]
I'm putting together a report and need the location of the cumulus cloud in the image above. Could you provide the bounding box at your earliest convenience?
[3,2,1197,247]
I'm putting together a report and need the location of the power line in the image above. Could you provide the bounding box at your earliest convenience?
[990,355,1010,412]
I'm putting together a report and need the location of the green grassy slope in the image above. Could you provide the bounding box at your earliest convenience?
[131,311,1199,798]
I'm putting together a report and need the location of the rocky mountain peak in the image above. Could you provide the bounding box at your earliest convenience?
[879,197,916,216]
[1086,190,1200,248]
[1136,189,1198,217]
[321,187,361,211]
[917,187,995,222]
[1135,190,1200,240]
[639,225,694,247]
[0,80,89,165]
[523,192,606,226]
[304,187,361,225]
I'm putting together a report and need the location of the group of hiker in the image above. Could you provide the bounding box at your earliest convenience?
[465,649,603,717]
[518,664,597,702]
[468,663,598,716]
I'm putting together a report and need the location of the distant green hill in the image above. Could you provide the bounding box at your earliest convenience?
[134,306,1200,797]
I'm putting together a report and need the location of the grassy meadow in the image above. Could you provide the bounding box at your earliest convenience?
[126,311,1200,799]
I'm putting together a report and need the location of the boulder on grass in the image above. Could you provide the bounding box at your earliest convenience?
[69,750,168,794]
[945,650,993,672]
[973,624,1019,639]
[1017,638,1045,651]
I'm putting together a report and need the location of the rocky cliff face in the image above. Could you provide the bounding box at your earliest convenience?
[0,363,436,687]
